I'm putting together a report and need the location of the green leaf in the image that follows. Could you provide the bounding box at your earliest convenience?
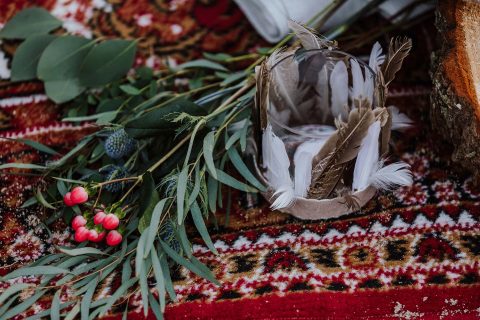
[20,196,38,208]
[184,120,204,167]
[10,35,56,81]
[176,59,228,72]
[203,131,217,179]
[50,290,61,320]
[79,40,137,87]
[148,292,164,320]
[202,52,232,62]
[81,278,97,320]
[227,147,266,191]
[64,302,80,320]
[159,240,219,285]
[37,35,95,81]
[212,168,257,193]
[48,136,92,168]
[125,98,206,138]
[191,201,218,254]
[99,278,137,316]
[122,255,132,284]
[207,175,218,213]
[187,166,201,207]
[144,199,167,258]
[34,188,55,209]
[138,172,160,233]
[0,283,31,305]
[159,254,177,302]
[225,130,242,150]
[176,166,188,224]
[139,260,150,316]
[62,111,117,123]
[0,7,62,39]
[0,163,46,170]
[1,290,45,319]
[2,266,69,280]
[13,138,58,155]
[177,223,192,258]
[119,84,141,95]
[58,247,107,256]
[150,250,165,311]
[44,78,85,104]
[135,227,149,277]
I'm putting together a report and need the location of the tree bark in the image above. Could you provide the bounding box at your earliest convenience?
[431,0,480,182]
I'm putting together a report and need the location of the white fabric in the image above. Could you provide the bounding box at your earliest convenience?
[234,0,432,43]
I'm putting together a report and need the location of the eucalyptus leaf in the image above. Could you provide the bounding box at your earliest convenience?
[0,7,62,39]
[177,59,228,72]
[144,199,167,257]
[10,35,56,81]
[20,196,38,208]
[0,283,31,305]
[51,290,61,320]
[79,39,137,87]
[34,188,55,209]
[81,278,98,320]
[203,131,217,179]
[119,84,141,95]
[0,163,46,170]
[157,253,177,302]
[37,36,95,81]
[227,147,266,191]
[1,290,45,319]
[159,240,219,285]
[62,111,117,123]
[191,201,218,254]
[58,247,107,256]
[212,168,257,193]
[99,278,137,316]
[207,175,218,213]
[2,266,69,280]
[44,78,85,104]
[138,172,160,232]
[176,166,188,224]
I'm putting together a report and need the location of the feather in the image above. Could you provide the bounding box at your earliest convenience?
[369,42,386,71]
[287,20,336,50]
[309,104,374,199]
[330,61,349,120]
[294,139,328,198]
[381,37,412,86]
[316,62,331,122]
[350,59,364,100]
[364,42,385,104]
[368,161,412,191]
[352,121,381,191]
[389,106,413,130]
[262,124,295,209]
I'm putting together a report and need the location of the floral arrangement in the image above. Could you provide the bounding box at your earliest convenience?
[0,5,421,319]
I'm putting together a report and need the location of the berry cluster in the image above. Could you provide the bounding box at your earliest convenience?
[71,212,122,246]
[64,186,123,246]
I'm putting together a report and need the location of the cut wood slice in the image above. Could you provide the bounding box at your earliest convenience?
[431,0,480,182]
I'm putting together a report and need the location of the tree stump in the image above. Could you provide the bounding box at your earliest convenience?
[431,0,480,182]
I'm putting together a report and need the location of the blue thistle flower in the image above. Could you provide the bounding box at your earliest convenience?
[160,220,181,253]
[100,165,128,193]
[104,129,137,159]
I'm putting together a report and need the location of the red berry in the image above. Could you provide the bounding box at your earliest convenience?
[93,211,106,225]
[106,230,122,246]
[63,192,74,207]
[102,213,119,230]
[74,227,90,242]
[70,186,88,204]
[88,229,106,242]
[71,215,87,230]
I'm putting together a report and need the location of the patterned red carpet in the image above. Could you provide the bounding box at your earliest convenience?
[0,1,479,319]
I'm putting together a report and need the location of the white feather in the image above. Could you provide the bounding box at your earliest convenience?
[389,106,413,130]
[368,161,413,190]
[330,61,349,120]
[352,121,381,191]
[293,139,327,198]
[369,42,385,71]
[350,58,364,100]
[365,42,385,104]
[262,124,295,209]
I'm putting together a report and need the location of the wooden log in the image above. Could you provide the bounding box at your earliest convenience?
[431,0,480,182]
